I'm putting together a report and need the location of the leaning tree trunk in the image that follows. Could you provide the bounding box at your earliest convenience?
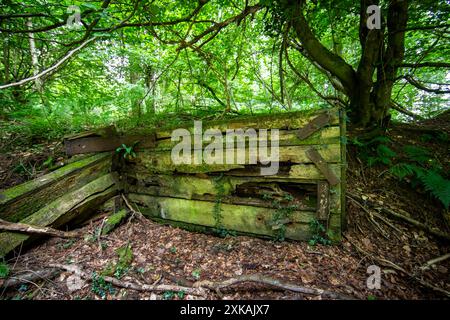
[289,0,408,129]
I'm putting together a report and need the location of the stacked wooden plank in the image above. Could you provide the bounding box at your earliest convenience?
[0,153,117,256]
[0,107,347,256]
[123,107,346,241]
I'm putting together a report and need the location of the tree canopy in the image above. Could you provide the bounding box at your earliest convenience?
[0,0,448,135]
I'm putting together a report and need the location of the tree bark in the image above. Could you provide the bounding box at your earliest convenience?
[288,0,409,128]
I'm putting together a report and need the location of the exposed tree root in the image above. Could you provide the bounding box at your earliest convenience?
[193,274,355,300]
[420,253,450,271]
[48,263,353,299]
[347,192,450,242]
[0,268,60,289]
[345,235,450,298]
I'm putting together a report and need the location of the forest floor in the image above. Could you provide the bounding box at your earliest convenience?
[0,117,449,300]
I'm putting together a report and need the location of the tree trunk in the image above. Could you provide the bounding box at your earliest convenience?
[289,0,408,129]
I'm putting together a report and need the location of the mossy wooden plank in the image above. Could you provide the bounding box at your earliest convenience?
[0,153,112,222]
[153,126,341,151]
[288,163,341,180]
[152,108,339,139]
[128,194,314,240]
[0,173,118,257]
[132,144,340,174]
[101,209,128,235]
[126,173,317,211]
[127,163,341,181]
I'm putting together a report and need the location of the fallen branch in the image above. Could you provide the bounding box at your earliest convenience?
[421,253,450,271]
[50,263,353,299]
[0,268,60,289]
[193,274,354,300]
[345,235,450,298]
[0,219,82,238]
[49,263,206,296]
[347,192,450,242]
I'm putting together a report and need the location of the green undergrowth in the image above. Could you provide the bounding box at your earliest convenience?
[352,133,450,209]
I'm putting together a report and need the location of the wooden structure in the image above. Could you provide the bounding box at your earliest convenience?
[0,107,346,256]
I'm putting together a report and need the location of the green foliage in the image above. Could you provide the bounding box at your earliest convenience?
[191,269,201,280]
[419,170,450,209]
[91,272,115,299]
[308,219,331,246]
[352,136,397,167]
[403,145,432,165]
[101,244,133,279]
[0,260,10,278]
[116,142,138,160]
[162,290,185,300]
[389,145,449,208]
[264,192,298,241]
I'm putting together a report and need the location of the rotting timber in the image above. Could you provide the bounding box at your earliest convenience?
[0,107,347,256]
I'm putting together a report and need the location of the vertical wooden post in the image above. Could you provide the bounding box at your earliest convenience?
[317,181,330,221]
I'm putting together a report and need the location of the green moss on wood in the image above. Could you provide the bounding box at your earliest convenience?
[0,173,118,257]
[101,209,128,235]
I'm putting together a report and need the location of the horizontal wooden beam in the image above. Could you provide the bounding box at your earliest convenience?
[128,194,315,241]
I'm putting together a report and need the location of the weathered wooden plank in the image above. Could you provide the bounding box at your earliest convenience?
[128,194,314,241]
[0,153,112,222]
[305,147,340,186]
[150,108,340,139]
[153,126,341,151]
[0,173,118,257]
[317,181,330,220]
[126,174,317,211]
[128,163,342,181]
[64,134,156,156]
[132,144,341,174]
[297,112,332,140]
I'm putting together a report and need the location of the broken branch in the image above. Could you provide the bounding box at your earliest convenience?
[0,219,82,238]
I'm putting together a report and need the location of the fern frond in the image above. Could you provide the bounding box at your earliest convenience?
[403,145,431,164]
[418,171,450,208]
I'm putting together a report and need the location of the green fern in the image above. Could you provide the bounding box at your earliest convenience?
[389,163,426,179]
[417,171,450,209]
[403,145,431,165]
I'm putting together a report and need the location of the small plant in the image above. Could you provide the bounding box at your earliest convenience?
[352,135,397,167]
[389,145,449,208]
[91,272,115,299]
[177,290,186,299]
[162,291,175,300]
[309,219,332,246]
[170,246,177,254]
[264,192,298,241]
[116,142,138,159]
[135,267,145,274]
[59,239,76,250]
[0,260,10,278]
[191,269,201,280]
